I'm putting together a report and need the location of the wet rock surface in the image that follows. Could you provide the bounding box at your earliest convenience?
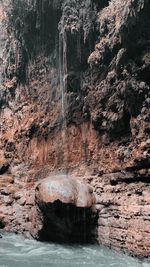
[0,0,150,258]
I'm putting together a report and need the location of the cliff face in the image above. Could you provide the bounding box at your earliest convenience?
[0,0,150,258]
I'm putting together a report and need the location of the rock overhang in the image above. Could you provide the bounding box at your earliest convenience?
[35,175,96,208]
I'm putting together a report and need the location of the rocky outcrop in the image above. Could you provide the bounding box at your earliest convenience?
[0,0,150,258]
[35,175,95,207]
[35,175,96,242]
[90,169,150,258]
[0,173,96,242]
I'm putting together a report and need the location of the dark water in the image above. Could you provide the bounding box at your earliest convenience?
[0,233,149,267]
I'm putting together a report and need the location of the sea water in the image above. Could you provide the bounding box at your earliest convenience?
[0,233,149,267]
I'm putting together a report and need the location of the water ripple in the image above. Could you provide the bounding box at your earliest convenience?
[0,233,149,267]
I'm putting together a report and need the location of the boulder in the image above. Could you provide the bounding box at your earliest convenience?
[35,175,96,243]
[0,162,9,175]
[35,175,96,208]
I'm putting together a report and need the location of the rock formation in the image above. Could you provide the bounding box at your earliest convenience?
[0,0,150,258]
[35,175,96,242]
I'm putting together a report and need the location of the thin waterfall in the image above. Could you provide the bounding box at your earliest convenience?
[77,30,89,167]
[59,25,88,170]
[59,28,68,174]
[59,30,67,124]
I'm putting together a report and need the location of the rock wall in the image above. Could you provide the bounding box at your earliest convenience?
[0,0,150,258]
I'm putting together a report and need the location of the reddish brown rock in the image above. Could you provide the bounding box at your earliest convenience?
[89,171,150,258]
[0,0,150,259]
[35,175,96,243]
[35,175,96,208]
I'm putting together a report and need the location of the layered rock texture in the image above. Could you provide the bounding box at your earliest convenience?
[0,0,150,258]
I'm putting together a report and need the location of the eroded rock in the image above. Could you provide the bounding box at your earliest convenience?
[35,175,96,243]
[35,175,96,208]
[0,0,150,258]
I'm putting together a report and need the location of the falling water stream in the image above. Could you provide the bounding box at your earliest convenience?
[59,28,68,174]
[0,233,149,267]
[59,30,67,125]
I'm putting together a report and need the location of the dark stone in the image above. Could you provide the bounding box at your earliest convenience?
[0,164,9,175]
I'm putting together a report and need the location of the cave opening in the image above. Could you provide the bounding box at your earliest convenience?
[38,200,97,244]
[0,220,5,229]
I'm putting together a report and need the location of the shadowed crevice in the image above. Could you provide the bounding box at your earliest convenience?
[38,200,97,244]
